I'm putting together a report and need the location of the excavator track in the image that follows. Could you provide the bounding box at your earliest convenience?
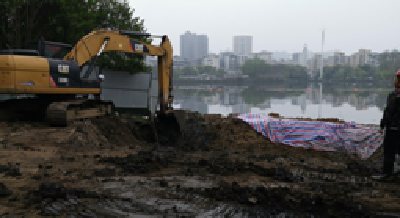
[46,99,115,126]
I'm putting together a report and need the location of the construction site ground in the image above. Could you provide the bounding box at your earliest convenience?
[0,110,398,217]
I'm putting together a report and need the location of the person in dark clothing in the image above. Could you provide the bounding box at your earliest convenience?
[378,70,400,178]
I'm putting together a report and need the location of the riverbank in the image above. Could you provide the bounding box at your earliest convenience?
[0,110,397,217]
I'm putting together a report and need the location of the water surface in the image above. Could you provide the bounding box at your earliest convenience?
[172,80,393,125]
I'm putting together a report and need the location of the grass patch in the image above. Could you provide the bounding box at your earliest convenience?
[132,115,151,123]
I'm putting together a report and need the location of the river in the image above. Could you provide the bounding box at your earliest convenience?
[172,80,394,125]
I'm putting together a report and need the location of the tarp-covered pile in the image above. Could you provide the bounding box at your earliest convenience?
[234,114,384,159]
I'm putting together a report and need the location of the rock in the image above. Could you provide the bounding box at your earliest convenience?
[38,181,68,200]
[0,182,13,197]
[5,168,21,177]
[51,201,66,212]
[248,197,257,204]
[160,179,168,188]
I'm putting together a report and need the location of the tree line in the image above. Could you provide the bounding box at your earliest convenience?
[0,0,151,74]
[241,57,308,80]
[241,50,400,81]
[173,65,225,78]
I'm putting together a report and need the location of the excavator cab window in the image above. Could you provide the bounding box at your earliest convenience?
[44,44,71,59]
[24,40,72,59]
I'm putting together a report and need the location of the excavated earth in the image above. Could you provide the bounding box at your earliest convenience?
[0,110,398,217]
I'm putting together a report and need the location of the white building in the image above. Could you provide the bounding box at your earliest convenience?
[202,55,220,69]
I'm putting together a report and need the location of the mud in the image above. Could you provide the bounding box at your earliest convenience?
[0,110,398,217]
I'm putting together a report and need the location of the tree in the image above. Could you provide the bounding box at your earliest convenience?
[217,67,225,75]
[1,0,151,74]
[241,57,269,78]
[197,65,217,75]
[1,0,68,49]
[377,70,393,79]
[182,66,197,75]
[87,0,152,74]
[173,68,184,78]
[378,49,400,78]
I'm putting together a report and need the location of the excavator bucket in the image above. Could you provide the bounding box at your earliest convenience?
[155,109,187,146]
[170,110,187,133]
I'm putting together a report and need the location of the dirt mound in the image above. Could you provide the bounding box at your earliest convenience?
[90,114,141,146]
[0,110,395,217]
[169,112,359,164]
[0,114,159,149]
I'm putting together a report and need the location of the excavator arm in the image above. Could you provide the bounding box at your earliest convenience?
[63,29,173,113]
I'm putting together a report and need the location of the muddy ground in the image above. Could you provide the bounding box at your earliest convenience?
[0,111,398,217]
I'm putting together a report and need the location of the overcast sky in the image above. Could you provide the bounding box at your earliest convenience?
[128,0,399,56]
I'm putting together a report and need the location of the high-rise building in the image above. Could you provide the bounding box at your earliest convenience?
[233,36,253,56]
[292,44,308,67]
[302,44,308,67]
[180,31,209,61]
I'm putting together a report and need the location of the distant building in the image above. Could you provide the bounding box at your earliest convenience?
[180,31,209,61]
[293,52,302,65]
[301,44,308,67]
[233,36,253,56]
[189,58,203,69]
[368,52,380,67]
[327,52,346,66]
[237,55,249,66]
[219,51,235,70]
[334,52,346,65]
[309,54,323,72]
[224,55,239,72]
[221,54,248,74]
[291,44,308,67]
[173,55,190,70]
[202,55,220,69]
[249,50,272,64]
[348,49,380,67]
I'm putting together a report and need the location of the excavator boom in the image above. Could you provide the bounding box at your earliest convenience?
[63,29,174,113]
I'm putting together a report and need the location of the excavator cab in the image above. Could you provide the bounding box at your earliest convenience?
[23,37,73,60]
[22,38,101,90]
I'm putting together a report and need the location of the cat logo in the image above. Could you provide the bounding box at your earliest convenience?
[135,44,143,53]
[58,64,69,74]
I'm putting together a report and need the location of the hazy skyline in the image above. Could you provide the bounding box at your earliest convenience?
[129,0,399,56]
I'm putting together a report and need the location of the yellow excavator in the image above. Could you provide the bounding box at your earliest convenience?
[0,29,178,127]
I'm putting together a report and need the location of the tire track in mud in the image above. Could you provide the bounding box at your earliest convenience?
[94,147,380,217]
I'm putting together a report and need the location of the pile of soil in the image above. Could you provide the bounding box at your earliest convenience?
[178,112,362,163]
[0,110,398,217]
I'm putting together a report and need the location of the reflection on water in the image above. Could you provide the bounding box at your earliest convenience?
[172,81,393,125]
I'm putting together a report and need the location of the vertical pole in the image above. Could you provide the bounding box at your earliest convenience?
[319,82,322,119]
[320,30,325,79]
